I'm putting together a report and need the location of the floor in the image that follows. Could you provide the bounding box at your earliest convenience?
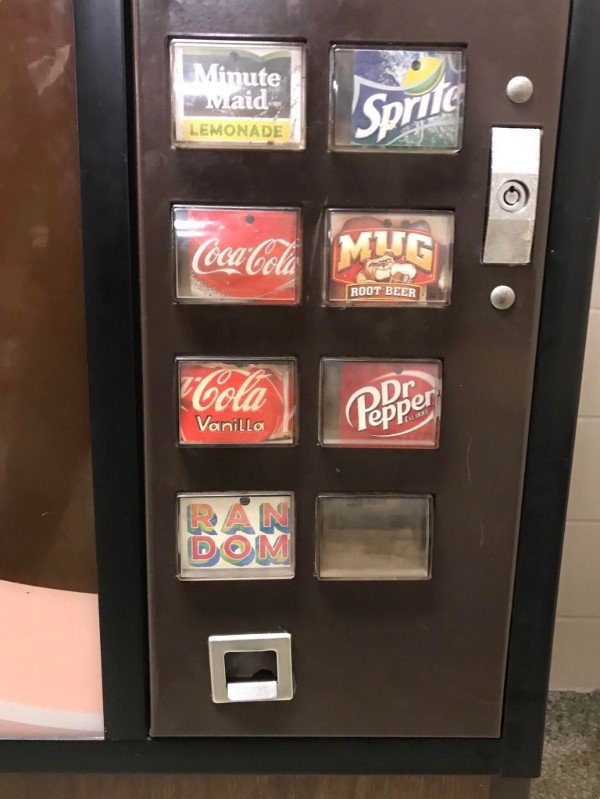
[531,691,600,799]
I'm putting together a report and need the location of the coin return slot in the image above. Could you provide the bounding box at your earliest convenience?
[225,650,278,702]
[208,633,295,703]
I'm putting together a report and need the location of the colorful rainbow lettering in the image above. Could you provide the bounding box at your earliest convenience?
[221,503,256,536]
[187,503,217,534]
[260,501,291,534]
[183,498,292,570]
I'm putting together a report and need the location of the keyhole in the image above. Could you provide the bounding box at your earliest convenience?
[498,180,529,213]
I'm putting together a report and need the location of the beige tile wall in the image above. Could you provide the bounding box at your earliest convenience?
[550,238,600,690]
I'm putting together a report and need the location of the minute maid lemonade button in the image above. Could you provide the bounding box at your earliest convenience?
[171,39,306,150]
[402,57,445,96]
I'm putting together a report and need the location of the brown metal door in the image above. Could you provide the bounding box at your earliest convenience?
[134,0,570,737]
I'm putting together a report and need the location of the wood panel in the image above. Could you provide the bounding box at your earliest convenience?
[0,774,492,798]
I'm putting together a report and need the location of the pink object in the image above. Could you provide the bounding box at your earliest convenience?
[0,579,104,739]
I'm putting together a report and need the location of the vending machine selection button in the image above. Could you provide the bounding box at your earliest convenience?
[320,358,442,449]
[177,358,298,447]
[177,493,295,581]
[317,494,433,580]
[330,45,466,153]
[173,206,302,305]
[170,39,306,150]
[506,75,534,104]
[490,285,516,310]
[324,209,454,308]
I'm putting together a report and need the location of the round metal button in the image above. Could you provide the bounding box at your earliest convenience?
[490,285,516,310]
[506,76,534,104]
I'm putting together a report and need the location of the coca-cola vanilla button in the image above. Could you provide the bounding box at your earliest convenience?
[178,358,297,446]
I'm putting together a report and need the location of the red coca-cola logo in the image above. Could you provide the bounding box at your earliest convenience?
[179,361,296,445]
[338,362,441,448]
[177,207,300,303]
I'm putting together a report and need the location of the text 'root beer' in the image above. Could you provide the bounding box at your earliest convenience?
[327,210,454,307]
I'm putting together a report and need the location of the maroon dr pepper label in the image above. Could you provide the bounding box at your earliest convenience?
[174,206,301,304]
[321,359,442,448]
[178,359,297,446]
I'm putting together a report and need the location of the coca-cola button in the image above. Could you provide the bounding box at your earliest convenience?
[174,206,301,304]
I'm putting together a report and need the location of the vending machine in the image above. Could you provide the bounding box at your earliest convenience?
[3,0,597,784]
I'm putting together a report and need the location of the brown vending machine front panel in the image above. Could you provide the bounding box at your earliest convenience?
[135,0,570,737]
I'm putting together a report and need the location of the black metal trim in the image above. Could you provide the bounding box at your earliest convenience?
[500,0,600,777]
[71,0,148,739]
[0,738,500,774]
[1,0,598,776]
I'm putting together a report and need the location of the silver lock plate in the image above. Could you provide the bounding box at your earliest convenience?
[482,127,541,265]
